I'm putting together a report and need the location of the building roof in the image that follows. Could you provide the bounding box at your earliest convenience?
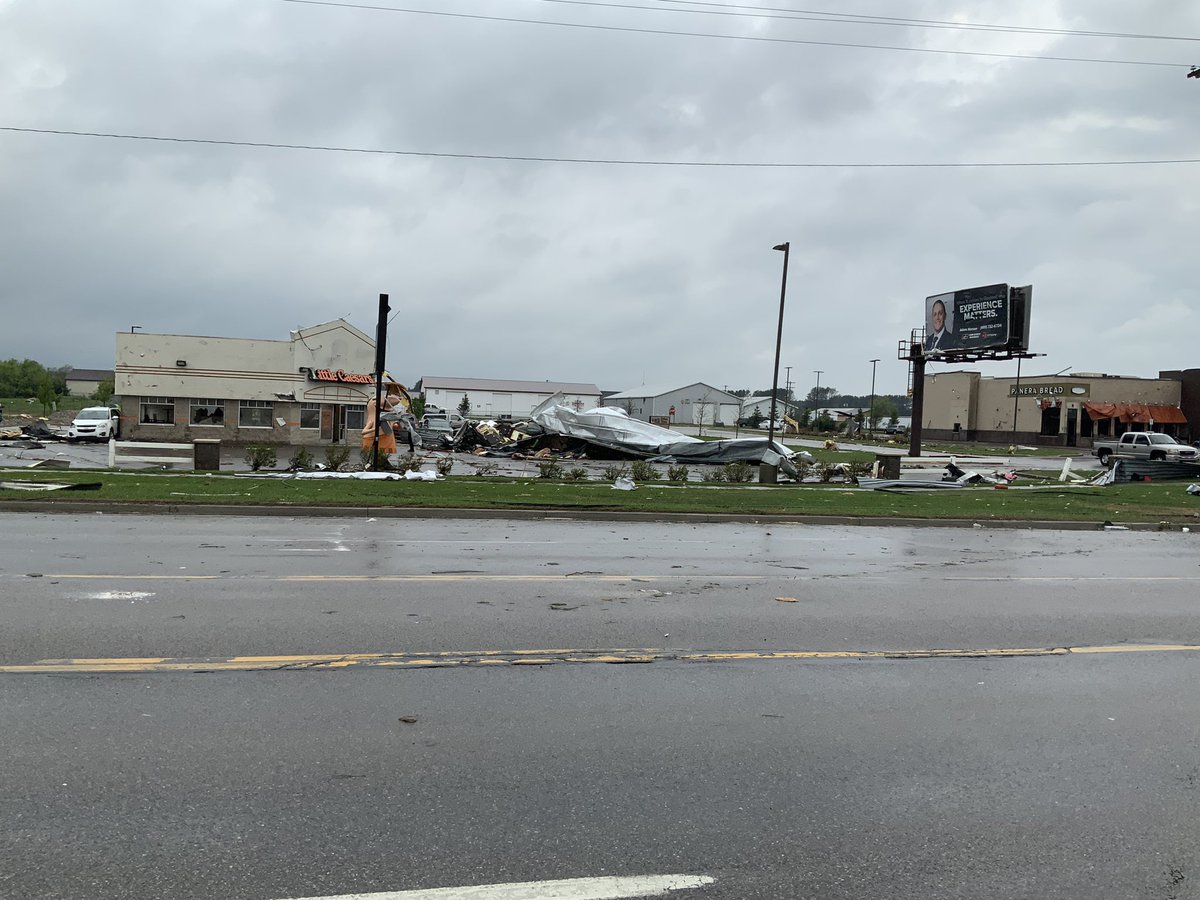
[421,376,601,394]
[292,318,374,346]
[607,382,739,402]
[66,368,114,382]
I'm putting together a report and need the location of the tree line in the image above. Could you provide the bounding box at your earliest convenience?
[733,385,912,416]
[0,358,114,413]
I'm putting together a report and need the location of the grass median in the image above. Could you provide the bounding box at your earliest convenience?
[1,469,1198,525]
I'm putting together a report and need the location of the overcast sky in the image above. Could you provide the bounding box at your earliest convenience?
[2,0,1197,398]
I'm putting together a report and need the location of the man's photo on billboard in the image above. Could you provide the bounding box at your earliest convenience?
[925,294,958,352]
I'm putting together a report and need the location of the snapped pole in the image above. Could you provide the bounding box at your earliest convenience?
[768,242,790,449]
[371,293,390,470]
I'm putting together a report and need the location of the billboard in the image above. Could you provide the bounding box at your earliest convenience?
[1008,284,1032,352]
[924,283,1010,354]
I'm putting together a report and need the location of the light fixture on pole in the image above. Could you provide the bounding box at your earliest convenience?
[784,365,792,426]
[767,242,790,448]
[868,358,880,435]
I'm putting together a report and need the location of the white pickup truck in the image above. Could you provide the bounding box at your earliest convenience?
[1092,432,1198,467]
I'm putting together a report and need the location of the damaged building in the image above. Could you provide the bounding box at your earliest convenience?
[114,320,380,446]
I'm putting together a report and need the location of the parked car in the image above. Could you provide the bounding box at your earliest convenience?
[1093,431,1199,467]
[422,411,465,432]
[885,422,908,435]
[67,406,121,442]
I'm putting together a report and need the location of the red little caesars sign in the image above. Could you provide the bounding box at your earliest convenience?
[311,368,374,385]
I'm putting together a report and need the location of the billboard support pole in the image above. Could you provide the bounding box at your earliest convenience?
[1010,356,1022,450]
[909,352,925,458]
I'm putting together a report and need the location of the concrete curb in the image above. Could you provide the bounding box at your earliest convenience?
[0,500,1187,532]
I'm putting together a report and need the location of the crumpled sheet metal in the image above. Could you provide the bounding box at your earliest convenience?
[530,397,702,450]
[651,438,799,478]
[530,396,798,477]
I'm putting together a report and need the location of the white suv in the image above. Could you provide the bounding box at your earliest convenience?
[67,406,121,442]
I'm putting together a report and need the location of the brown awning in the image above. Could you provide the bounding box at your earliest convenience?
[1082,401,1187,424]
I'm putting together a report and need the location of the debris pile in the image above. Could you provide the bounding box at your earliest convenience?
[0,416,59,448]
[423,394,803,478]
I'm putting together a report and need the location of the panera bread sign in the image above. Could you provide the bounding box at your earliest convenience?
[1008,383,1090,398]
[310,368,374,385]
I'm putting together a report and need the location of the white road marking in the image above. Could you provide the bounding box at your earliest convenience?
[76,591,156,601]
[276,547,352,552]
[277,874,714,900]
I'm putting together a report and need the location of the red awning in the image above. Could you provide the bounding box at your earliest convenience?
[1082,401,1187,424]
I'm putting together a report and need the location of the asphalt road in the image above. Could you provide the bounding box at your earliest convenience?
[3,513,1199,899]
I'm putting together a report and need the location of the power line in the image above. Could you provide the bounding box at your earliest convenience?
[5,126,1199,168]
[640,0,1200,43]
[278,0,1190,69]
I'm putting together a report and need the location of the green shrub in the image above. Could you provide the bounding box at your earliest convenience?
[601,465,630,482]
[629,460,657,482]
[702,468,726,483]
[396,453,423,472]
[815,461,837,483]
[667,464,690,482]
[537,460,564,479]
[435,456,454,477]
[723,461,754,483]
[473,462,499,477]
[324,445,352,471]
[563,467,588,481]
[846,460,873,482]
[793,460,812,482]
[288,446,315,470]
[244,443,278,472]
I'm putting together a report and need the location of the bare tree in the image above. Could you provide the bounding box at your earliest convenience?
[693,392,712,437]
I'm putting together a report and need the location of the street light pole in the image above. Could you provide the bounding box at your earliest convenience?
[767,242,790,448]
[868,358,880,435]
[812,369,823,427]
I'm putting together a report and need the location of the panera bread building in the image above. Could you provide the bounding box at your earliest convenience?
[113,320,381,445]
[922,369,1195,447]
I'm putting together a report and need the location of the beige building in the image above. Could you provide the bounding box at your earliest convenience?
[923,370,1189,446]
[64,367,114,398]
[114,320,380,445]
[420,376,602,420]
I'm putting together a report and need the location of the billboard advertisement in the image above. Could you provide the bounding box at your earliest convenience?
[924,283,1011,354]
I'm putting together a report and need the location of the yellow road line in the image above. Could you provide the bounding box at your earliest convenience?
[33,574,771,583]
[6,643,1200,674]
[946,576,1200,582]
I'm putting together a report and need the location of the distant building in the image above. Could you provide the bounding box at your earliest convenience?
[605,383,741,426]
[739,395,785,420]
[418,376,601,420]
[65,367,113,398]
[814,407,867,425]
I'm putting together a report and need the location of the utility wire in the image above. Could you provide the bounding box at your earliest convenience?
[4,126,1199,168]
[278,0,1190,69]
[640,0,1200,43]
